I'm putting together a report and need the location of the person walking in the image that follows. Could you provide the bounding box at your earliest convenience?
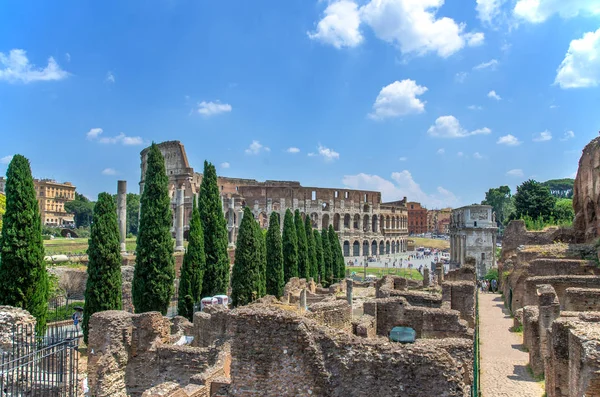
[491,278,497,293]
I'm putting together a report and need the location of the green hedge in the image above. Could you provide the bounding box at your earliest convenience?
[47,301,84,322]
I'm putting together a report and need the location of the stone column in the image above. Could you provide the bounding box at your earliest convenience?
[536,284,561,377]
[346,279,353,305]
[435,263,444,283]
[423,268,430,288]
[175,187,185,252]
[117,180,127,254]
[299,288,307,311]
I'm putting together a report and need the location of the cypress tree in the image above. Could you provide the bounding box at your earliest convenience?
[313,229,323,284]
[199,161,230,297]
[0,155,48,334]
[178,196,205,321]
[266,212,284,298]
[83,193,122,343]
[294,210,309,280]
[255,224,267,298]
[329,225,345,280]
[321,229,332,286]
[282,209,298,282]
[231,207,260,307]
[133,143,175,314]
[304,216,317,281]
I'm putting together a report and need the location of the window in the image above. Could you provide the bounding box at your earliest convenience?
[334,191,339,198]
[481,253,485,261]
[311,191,316,200]
[344,191,349,199]
[363,194,367,203]
[221,185,224,191]
[474,221,477,227]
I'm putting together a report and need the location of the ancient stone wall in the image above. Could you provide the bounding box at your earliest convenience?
[442,281,476,328]
[351,314,376,338]
[307,300,351,331]
[564,287,600,311]
[573,137,600,242]
[522,275,600,309]
[0,306,36,353]
[226,306,472,397]
[444,266,476,282]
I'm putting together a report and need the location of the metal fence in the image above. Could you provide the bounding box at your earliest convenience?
[0,323,79,397]
[472,290,481,397]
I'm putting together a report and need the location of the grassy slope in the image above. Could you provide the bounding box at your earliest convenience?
[410,237,450,251]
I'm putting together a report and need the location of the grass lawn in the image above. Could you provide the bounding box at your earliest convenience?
[44,237,138,255]
[410,237,450,251]
[348,267,423,280]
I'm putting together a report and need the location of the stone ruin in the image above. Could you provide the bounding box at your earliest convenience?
[498,136,600,397]
[87,273,478,396]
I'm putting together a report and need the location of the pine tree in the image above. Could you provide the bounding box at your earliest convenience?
[266,212,284,298]
[313,229,323,284]
[255,224,267,298]
[133,143,175,314]
[83,193,122,343]
[321,228,332,286]
[294,210,309,280]
[304,215,317,281]
[178,196,205,321]
[0,155,48,334]
[231,207,261,307]
[329,226,345,280]
[282,209,298,282]
[199,161,230,297]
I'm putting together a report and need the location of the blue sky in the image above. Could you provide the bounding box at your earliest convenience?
[1,0,599,208]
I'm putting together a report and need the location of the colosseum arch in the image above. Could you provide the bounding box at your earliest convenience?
[363,240,369,256]
[379,240,385,255]
[391,217,396,229]
[353,240,360,256]
[380,215,385,231]
[322,213,330,230]
[344,214,351,229]
[391,241,396,254]
[333,213,341,231]
[353,214,360,229]
[372,215,378,233]
[310,212,319,228]
[363,215,370,232]
[258,212,268,229]
[343,241,350,257]
[386,241,390,254]
[385,215,390,229]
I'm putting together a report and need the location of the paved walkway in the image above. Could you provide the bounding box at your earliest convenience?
[479,293,544,397]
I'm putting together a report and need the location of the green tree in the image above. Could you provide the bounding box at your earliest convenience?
[65,193,94,228]
[0,155,48,334]
[255,220,267,298]
[481,186,514,227]
[266,212,284,298]
[178,196,205,320]
[83,193,122,343]
[0,193,5,232]
[541,178,574,198]
[328,227,345,280]
[282,209,298,282]
[553,198,575,224]
[133,143,175,314]
[321,228,332,286]
[313,229,323,284]
[294,210,309,279]
[126,193,140,235]
[304,215,317,281]
[231,207,261,307]
[514,180,557,221]
[199,161,230,297]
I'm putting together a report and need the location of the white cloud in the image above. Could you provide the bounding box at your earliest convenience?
[506,168,524,177]
[197,101,232,116]
[437,148,445,155]
[94,132,144,146]
[455,72,468,83]
[342,171,459,207]
[427,115,491,138]
[398,156,408,161]
[1,155,13,165]
[487,90,501,100]
[360,0,484,58]
[317,145,340,161]
[368,79,428,120]
[497,134,522,146]
[101,168,117,175]
[65,53,71,62]
[308,152,316,157]
[514,0,600,23]
[105,71,115,83]
[245,140,270,155]
[473,152,484,159]
[476,0,508,25]
[561,130,575,141]
[286,147,300,154]
[220,162,230,169]
[0,49,68,84]
[555,28,600,89]
[86,128,103,140]
[532,130,552,142]
[308,0,363,48]
[473,59,498,70]
[550,104,558,109]
[457,151,464,157]
[467,105,483,110]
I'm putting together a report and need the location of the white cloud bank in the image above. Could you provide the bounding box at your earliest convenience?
[1,155,14,165]
[86,128,143,146]
[102,168,117,175]
[245,140,270,155]
[307,0,363,48]
[506,168,524,177]
[197,101,232,116]
[427,116,491,138]
[487,90,501,100]
[497,134,522,146]
[514,0,600,23]
[533,130,552,142]
[286,147,300,153]
[0,49,68,84]
[555,28,600,89]
[369,79,427,120]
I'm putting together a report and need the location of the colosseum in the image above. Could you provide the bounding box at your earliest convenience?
[140,141,409,257]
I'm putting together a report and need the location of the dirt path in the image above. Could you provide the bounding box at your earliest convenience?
[479,293,544,397]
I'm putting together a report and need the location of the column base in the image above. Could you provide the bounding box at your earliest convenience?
[175,246,185,252]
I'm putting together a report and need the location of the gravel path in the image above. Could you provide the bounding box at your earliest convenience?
[479,293,544,397]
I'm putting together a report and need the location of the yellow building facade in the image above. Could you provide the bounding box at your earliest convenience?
[34,179,76,226]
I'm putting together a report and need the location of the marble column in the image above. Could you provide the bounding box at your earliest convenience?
[117,180,127,254]
[175,187,185,252]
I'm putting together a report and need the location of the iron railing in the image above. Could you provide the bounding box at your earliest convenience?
[472,290,481,397]
[0,323,79,396]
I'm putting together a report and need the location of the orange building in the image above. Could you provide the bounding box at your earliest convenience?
[407,201,428,235]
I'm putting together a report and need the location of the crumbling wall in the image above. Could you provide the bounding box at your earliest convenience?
[351,314,376,338]
[0,306,36,353]
[573,136,600,242]
[442,281,476,328]
[444,266,476,282]
[193,305,229,348]
[376,275,425,299]
[564,287,600,311]
[501,220,578,259]
[523,275,600,309]
[226,306,472,397]
[307,300,351,330]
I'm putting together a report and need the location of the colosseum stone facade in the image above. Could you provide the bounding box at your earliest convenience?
[140,141,409,257]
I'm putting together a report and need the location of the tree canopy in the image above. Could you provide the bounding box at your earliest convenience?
[0,193,5,232]
[265,212,284,298]
[514,179,556,221]
[65,193,94,228]
[231,207,262,307]
[541,178,574,198]
[481,185,514,226]
[282,209,298,282]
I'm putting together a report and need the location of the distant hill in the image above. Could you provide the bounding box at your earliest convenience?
[541,178,574,198]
